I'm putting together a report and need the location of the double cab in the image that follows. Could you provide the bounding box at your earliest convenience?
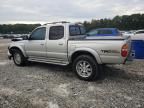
[8,22,132,81]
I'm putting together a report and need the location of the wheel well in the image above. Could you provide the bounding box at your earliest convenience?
[71,51,97,63]
[9,47,22,55]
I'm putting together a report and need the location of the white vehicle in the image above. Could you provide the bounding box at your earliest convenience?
[132,30,144,40]
[8,22,132,81]
[123,31,135,37]
[123,30,144,40]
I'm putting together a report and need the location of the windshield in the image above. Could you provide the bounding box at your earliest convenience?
[87,29,98,36]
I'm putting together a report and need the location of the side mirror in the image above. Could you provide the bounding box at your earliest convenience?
[21,35,29,40]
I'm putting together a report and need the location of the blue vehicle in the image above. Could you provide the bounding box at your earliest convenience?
[87,28,121,36]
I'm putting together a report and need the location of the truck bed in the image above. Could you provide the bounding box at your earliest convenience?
[85,36,130,40]
[68,36,131,64]
[69,35,130,41]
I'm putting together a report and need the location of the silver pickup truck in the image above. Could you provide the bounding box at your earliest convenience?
[8,22,132,81]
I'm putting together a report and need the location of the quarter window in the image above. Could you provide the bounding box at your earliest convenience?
[49,26,64,40]
[30,27,46,40]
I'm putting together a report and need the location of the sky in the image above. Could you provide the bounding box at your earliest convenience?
[0,0,144,24]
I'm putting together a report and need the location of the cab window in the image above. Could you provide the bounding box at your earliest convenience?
[69,25,86,36]
[30,27,46,40]
[49,26,64,40]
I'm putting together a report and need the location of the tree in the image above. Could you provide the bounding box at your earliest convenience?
[0,24,41,34]
[83,13,144,31]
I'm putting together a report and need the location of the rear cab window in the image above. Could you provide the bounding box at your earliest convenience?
[69,25,86,36]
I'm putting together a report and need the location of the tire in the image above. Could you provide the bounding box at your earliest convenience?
[12,49,26,66]
[73,55,99,81]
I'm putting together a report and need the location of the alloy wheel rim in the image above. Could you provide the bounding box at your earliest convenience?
[76,60,92,78]
[14,53,21,64]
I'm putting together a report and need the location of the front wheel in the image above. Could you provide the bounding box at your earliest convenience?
[12,49,26,66]
[73,55,99,81]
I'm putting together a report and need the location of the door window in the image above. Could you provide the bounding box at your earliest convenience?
[30,27,46,40]
[49,26,64,40]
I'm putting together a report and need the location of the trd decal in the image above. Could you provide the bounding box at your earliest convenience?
[101,50,120,53]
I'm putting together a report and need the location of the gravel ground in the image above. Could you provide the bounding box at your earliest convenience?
[0,39,144,108]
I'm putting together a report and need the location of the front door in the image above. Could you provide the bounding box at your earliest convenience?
[25,27,47,59]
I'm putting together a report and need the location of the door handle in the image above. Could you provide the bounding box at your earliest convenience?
[40,44,44,46]
[58,43,63,45]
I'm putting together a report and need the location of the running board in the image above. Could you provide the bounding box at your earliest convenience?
[28,58,68,66]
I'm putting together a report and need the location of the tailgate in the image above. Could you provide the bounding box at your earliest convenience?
[124,36,133,62]
[125,36,132,54]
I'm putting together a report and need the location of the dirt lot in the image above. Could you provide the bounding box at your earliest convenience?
[0,39,144,108]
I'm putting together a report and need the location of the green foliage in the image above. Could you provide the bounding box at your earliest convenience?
[0,14,144,34]
[0,24,41,34]
[83,13,144,32]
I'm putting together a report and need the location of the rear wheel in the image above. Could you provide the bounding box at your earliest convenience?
[12,49,26,66]
[73,55,99,81]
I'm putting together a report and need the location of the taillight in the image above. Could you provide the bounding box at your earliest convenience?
[121,44,128,57]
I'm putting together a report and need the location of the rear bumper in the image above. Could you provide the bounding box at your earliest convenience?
[123,56,133,64]
[123,50,133,64]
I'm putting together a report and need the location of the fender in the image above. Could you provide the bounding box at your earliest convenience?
[70,47,102,64]
[9,43,27,57]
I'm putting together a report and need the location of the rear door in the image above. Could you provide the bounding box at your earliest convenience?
[46,25,68,62]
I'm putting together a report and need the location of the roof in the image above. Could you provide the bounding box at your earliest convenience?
[44,21,70,25]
